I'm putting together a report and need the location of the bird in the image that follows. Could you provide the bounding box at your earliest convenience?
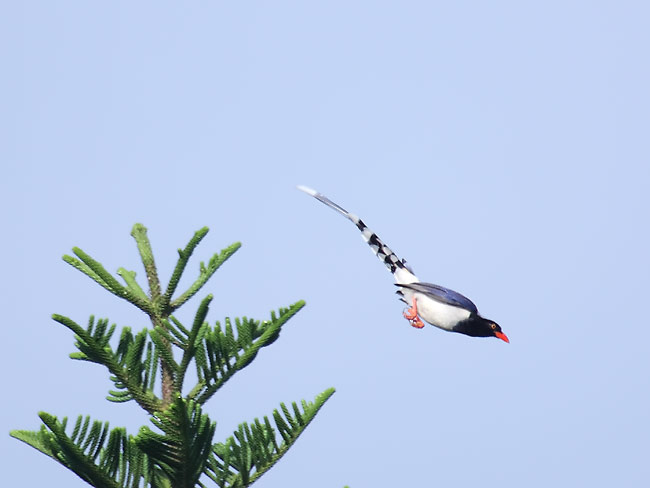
[297,185,509,343]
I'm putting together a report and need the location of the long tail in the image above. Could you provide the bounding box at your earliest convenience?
[297,185,418,285]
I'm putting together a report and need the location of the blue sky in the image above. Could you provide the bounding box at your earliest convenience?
[3,2,649,487]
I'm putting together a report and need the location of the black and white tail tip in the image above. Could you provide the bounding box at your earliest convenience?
[296,185,415,281]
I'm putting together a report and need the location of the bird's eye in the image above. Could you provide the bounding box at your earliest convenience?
[490,323,497,330]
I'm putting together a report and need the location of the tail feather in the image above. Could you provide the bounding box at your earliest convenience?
[298,186,418,284]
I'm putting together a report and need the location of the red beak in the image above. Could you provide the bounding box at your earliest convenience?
[495,331,509,343]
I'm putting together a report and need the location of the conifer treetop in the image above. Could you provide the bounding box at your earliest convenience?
[11,223,336,488]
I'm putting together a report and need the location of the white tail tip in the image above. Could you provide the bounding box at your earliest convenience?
[297,185,318,197]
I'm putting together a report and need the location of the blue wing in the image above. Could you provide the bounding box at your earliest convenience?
[395,282,479,313]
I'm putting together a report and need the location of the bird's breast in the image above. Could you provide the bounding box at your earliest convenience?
[415,293,472,330]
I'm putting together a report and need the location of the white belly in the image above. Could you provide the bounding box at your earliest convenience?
[414,292,471,330]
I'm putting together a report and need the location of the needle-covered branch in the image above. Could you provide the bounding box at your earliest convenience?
[206,388,336,487]
[187,301,305,405]
[175,295,214,392]
[136,396,216,488]
[11,413,162,488]
[169,242,241,312]
[63,249,152,314]
[162,227,210,312]
[130,224,163,311]
[13,414,121,488]
[53,314,162,414]
[116,268,149,303]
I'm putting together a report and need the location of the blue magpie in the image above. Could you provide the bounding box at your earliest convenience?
[298,185,509,343]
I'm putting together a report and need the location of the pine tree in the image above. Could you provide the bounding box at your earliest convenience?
[10,224,335,488]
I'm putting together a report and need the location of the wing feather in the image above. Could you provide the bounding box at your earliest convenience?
[395,282,478,313]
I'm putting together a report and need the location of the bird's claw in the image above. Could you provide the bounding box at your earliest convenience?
[408,316,425,328]
[403,298,425,329]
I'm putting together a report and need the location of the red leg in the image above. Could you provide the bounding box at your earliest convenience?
[403,296,425,328]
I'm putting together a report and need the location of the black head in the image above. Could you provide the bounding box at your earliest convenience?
[453,315,509,343]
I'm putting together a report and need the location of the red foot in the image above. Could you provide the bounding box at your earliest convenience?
[403,297,425,329]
